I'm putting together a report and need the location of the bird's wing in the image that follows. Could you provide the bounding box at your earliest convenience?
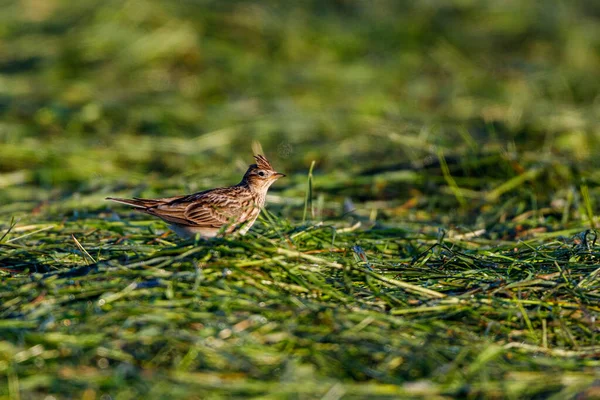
[147,188,256,228]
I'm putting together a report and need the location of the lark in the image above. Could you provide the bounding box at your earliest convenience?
[106,155,285,238]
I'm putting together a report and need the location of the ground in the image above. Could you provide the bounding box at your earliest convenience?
[1,1,600,399]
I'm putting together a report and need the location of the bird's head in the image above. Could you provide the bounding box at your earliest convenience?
[242,155,285,191]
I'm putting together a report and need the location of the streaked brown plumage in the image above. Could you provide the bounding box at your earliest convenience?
[106,155,285,238]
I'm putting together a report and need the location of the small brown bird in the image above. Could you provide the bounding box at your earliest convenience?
[106,155,285,238]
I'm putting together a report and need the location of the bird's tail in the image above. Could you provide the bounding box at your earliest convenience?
[106,197,158,209]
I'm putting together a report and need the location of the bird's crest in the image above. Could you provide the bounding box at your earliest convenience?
[253,154,274,170]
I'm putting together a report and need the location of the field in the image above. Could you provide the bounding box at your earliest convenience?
[1,0,600,398]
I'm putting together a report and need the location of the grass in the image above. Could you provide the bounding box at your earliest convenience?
[2,217,600,399]
[1,0,600,398]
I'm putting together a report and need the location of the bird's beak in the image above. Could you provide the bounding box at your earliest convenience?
[273,172,286,179]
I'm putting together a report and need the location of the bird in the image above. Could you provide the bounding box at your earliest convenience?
[106,155,285,238]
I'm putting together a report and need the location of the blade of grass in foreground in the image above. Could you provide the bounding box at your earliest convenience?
[302,160,316,223]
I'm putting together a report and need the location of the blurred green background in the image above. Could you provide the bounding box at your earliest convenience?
[1,0,599,223]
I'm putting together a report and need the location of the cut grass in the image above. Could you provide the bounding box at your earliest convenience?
[2,0,600,398]
[1,208,599,398]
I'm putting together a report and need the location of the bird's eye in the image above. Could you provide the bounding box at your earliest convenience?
[257,171,266,177]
